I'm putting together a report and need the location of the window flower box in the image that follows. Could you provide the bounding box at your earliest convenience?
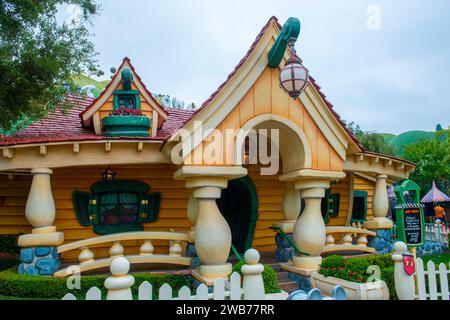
[102,115,151,137]
[310,272,390,300]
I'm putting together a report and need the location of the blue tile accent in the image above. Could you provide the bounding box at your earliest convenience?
[35,247,51,257]
[20,248,35,264]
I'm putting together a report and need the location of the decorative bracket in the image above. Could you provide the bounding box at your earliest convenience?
[268,17,301,68]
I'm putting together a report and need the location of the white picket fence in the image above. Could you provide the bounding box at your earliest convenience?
[415,258,450,300]
[62,248,270,301]
[425,221,449,246]
[392,241,450,300]
[62,273,244,301]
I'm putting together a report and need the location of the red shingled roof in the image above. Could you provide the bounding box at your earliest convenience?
[1,16,410,167]
[0,94,194,147]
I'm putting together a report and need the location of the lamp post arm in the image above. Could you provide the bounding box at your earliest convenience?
[268,17,301,68]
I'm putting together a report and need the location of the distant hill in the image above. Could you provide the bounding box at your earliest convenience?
[72,75,109,97]
[389,131,436,155]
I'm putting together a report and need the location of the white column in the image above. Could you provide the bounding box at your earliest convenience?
[188,177,232,280]
[26,168,56,230]
[273,182,301,233]
[186,193,198,243]
[19,168,64,247]
[291,180,329,271]
[365,174,393,229]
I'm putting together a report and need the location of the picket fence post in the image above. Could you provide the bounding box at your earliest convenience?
[392,241,416,300]
[241,249,265,300]
[104,257,135,300]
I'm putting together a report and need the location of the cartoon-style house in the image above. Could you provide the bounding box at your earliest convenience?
[0,17,415,283]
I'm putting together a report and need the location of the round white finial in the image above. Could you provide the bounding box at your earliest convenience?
[436,219,442,225]
[244,249,260,265]
[394,241,408,254]
[110,257,130,276]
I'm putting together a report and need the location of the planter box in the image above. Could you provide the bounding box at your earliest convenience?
[311,272,390,300]
[102,115,151,137]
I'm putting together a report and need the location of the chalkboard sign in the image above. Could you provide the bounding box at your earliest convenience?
[394,180,425,248]
[403,209,422,245]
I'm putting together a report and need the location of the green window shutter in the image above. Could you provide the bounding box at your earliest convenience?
[72,191,93,227]
[352,191,368,224]
[144,192,161,223]
[329,193,341,218]
[321,189,331,224]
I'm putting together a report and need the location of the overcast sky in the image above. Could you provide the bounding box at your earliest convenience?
[64,0,450,134]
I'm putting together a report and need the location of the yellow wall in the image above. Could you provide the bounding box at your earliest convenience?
[0,166,376,262]
[187,67,344,172]
[0,165,285,261]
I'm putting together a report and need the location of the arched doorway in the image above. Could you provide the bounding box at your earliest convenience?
[216,176,258,253]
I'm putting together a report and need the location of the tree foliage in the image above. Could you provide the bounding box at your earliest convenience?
[0,0,101,133]
[403,129,450,196]
[345,121,397,156]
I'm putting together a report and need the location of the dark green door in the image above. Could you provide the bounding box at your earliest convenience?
[216,176,258,253]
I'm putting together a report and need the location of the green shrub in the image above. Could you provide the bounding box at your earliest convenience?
[232,261,281,294]
[319,254,395,284]
[420,254,450,266]
[381,267,396,300]
[0,268,192,300]
[0,235,21,255]
[0,258,19,272]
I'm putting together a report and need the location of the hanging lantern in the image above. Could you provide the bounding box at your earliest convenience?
[279,39,309,100]
[102,166,117,181]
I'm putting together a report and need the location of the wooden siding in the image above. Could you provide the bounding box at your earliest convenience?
[187,67,344,172]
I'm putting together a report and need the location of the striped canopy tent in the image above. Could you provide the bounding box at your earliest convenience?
[421,181,450,203]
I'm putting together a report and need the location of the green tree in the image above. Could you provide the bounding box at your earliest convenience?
[403,130,450,196]
[0,0,101,133]
[345,121,397,156]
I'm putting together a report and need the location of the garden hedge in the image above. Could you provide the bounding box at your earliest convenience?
[0,268,192,300]
[319,253,450,300]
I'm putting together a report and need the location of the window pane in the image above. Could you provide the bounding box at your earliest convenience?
[99,192,138,226]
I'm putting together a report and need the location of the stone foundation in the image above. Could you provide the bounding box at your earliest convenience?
[287,273,312,291]
[275,233,295,263]
[18,246,61,276]
[368,229,393,255]
[416,242,447,256]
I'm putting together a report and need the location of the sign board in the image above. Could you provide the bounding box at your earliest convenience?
[395,180,425,247]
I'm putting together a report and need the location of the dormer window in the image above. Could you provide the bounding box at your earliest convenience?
[118,94,138,109]
[113,68,141,111]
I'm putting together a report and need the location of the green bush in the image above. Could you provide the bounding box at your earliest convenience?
[232,261,281,294]
[421,254,450,266]
[0,235,20,255]
[0,258,19,272]
[0,268,192,300]
[319,254,394,284]
[381,267,396,300]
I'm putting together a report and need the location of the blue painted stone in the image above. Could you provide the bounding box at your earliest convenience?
[189,257,201,270]
[288,273,312,291]
[185,244,197,258]
[376,230,385,238]
[35,247,51,257]
[275,234,293,248]
[382,230,391,241]
[25,265,39,276]
[373,239,386,252]
[36,258,60,276]
[51,247,59,258]
[424,243,432,251]
[20,248,35,264]
[18,264,25,275]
